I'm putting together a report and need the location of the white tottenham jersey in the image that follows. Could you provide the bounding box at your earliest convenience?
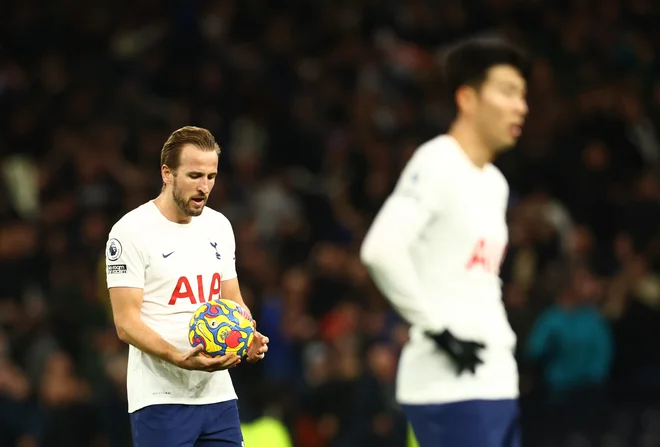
[360,135,518,405]
[106,201,238,413]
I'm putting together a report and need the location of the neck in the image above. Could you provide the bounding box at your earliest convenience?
[153,192,191,224]
[448,119,494,168]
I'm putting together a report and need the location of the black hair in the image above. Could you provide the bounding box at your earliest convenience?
[443,36,531,115]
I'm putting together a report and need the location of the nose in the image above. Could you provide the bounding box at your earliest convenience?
[198,178,210,195]
[517,97,529,117]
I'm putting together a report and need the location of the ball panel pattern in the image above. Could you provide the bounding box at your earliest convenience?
[188,299,254,358]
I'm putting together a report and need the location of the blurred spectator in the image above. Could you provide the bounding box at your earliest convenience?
[526,268,613,445]
[350,343,408,447]
[0,331,38,447]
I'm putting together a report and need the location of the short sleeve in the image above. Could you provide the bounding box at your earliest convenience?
[220,220,238,282]
[105,222,145,289]
[391,145,448,215]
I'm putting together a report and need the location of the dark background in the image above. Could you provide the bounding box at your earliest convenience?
[2,0,660,446]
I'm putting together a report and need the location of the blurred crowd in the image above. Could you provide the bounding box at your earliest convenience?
[2,0,660,446]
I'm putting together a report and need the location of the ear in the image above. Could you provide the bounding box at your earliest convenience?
[455,85,478,115]
[161,165,173,186]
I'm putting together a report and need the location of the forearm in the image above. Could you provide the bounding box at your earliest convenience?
[221,278,253,319]
[116,318,181,365]
[362,248,432,328]
[361,198,435,329]
[226,295,251,315]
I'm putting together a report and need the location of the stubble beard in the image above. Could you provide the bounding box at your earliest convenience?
[172,183,205,217]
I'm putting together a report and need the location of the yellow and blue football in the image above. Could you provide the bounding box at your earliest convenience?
[188,299,254,358]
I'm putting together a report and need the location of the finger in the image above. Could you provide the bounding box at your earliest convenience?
[247,349,262,358]
[205,357,239,372]
[248,354,264,363]
[218,358,240,370]
[259,336,269,344]
[186,345,205,357]
[228,357,241,367]
[225,354,241,365]
[211,354,240,366]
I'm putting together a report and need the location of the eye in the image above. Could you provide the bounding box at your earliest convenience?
[500,87,517,97]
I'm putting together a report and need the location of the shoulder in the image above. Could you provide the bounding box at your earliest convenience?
[199,207,234,234]
[109,203,153,239]
[411,135,459,168]
[401,135,459,186]
[395,135,459,193]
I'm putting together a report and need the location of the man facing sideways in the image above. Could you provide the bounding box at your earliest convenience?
[360,37,530,447]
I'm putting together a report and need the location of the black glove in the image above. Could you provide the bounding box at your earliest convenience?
[425,329,485,375]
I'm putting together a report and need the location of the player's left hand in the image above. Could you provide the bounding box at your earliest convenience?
[246,331,269,363]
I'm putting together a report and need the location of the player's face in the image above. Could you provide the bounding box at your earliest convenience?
[475,65,528,152]
[171,144,218,217]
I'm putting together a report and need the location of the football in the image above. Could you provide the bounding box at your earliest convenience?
[188,299,255,358]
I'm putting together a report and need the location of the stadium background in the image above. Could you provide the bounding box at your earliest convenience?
[2,0,660,446]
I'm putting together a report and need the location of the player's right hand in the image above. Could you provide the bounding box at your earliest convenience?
[425,329,485,376]
[175,345,241,372]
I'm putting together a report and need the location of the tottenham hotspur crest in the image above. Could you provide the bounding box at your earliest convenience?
[209,240,221,260]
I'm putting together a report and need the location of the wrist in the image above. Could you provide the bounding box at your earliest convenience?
[165,347,184,366]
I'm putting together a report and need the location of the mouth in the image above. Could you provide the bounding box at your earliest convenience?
[509,124,522,138]
[190,197,206,206]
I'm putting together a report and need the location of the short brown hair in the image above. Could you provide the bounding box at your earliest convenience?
[160,126,221,170]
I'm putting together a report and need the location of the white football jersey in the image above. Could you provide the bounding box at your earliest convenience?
[106,201,238,413]
[361,135,518,405]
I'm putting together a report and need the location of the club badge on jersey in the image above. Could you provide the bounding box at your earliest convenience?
[209,240,221,260]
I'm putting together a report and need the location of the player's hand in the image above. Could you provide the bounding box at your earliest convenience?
[175,345,241,372]
[246,331,269,363]
[425,329,485,375]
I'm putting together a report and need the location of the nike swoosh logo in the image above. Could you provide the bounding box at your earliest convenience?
[162,251,175,258]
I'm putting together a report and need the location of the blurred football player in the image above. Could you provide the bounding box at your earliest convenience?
[360,37,529,447]
[105,126,269,447]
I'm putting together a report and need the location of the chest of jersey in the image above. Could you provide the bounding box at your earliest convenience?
[418,170,508,276]
[141,227,230,307]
